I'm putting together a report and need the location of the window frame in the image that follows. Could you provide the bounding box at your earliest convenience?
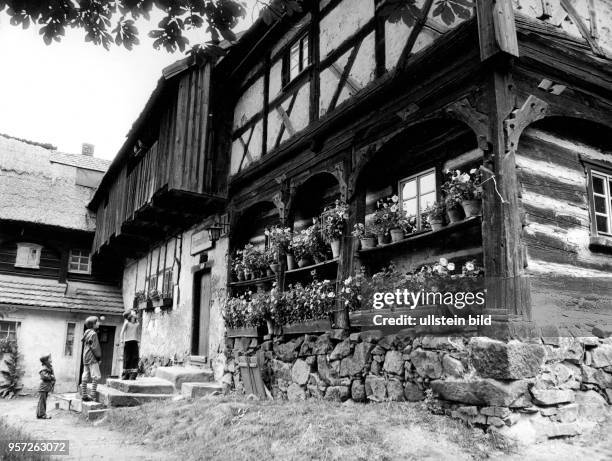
[282,32,310,87]
[14,243,42,269]
[398,168,437,231]
[0,321,18,341]
[64,322,76,356]
[585,161,612,238]
[68,249,92,274]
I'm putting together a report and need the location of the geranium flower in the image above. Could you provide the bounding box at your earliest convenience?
[391,195,399,203]
[390,205,398,212]
[470,168,477,174]
[465,262,475,271]
[439,257,448,266]
[447,262,455,271]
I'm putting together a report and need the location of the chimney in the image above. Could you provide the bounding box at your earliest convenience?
[81,143,95,157]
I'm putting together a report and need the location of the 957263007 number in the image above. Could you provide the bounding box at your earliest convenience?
[2,440,69,455]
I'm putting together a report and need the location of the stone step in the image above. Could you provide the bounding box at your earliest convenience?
[81,401,105,419]
[106,377,175,395]
[181,382,224,399]
[54,393,81,413]
[87,383,174,407]
[189,355,208,367]
[85,408,109,421]
[155,366,214,390]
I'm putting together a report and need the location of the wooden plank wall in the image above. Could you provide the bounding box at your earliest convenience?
[92,64,213,253]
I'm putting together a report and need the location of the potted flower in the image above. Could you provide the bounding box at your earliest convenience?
[352,223,376,249]
[242,244,266,279]
[321,200,348,258]
[291,230,312,267]
[265,225,292,268]
[458,168,483,217]
[147,288,162,311]
[424,202,446,231]
[264,247,279,275]
[231,253,246,281]
[371,197,396,245]
[134,290,150,311]
[307,222,328,263]
[442,169,483,222]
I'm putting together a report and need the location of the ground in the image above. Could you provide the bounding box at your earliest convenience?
[1,395,611,460]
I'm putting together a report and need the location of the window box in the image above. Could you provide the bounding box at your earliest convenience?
[589,236,612,255]
[281,319,333,335]
[226,326,263,338]
[151,297,173,310]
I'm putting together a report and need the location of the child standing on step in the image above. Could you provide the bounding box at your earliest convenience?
[80,316,102,402]
[120,310,140,380]
[37,354,55,419]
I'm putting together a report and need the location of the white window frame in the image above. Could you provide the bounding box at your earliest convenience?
[0,320,18,341]
[284,33,310,86]
[68,249,91,274]
[14,243,42,269]
[590,169,612,237]
[398,168,437,231]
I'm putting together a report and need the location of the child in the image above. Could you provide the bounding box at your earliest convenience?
[120,310,140,380]
[80,316,102,402]
[37,353,55,419]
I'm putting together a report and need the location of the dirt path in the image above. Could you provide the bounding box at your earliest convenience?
[0,397,173,461]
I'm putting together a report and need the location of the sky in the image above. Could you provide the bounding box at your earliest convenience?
[0,7,258,161]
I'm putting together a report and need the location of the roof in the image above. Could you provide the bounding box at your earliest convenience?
[0,134,107,231]
[0,273,124,315]
[50,151,111,172]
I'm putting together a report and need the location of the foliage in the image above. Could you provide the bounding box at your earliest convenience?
[241,243,267,273]
[0,341,23,399]
[231,251,246,276]
[290,224,326,261]
[148,288,161,300]
[441,168,483,206]
[278,279,336,325]
[370,195,412,235]
[351,223,375,239]
[134,290,147,302]
[264,225,292,252]
[320,200,348,242]
[0,0,473,55]
[423,201,446,222]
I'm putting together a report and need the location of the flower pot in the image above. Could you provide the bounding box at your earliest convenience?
[360,237,377,249]
[461,199,482,218]
[286,254,296,270]
[298,258,311,268]
[265,319,274,336]
[269,263,280,274]
[429,219,445,232]
[330,239,341,258]
[447,207,464,223]
[266,268,274,277]
[390,228,404,243]
[377,233,390,245]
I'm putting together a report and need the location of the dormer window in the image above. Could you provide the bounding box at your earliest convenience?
[283,33,310,86]
[15,243,42,269]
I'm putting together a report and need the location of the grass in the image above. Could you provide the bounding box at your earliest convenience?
[0,418,51,461]
[100,396,516,460]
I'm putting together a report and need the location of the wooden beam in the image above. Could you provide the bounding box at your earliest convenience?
[476,0,519,61]
[328,41,362,112]
[397,0,435,68]
[559,0,605,57]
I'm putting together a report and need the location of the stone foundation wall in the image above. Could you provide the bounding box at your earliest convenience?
[224,327,612,441]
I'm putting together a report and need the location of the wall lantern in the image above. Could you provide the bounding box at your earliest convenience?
[206,222,229,243]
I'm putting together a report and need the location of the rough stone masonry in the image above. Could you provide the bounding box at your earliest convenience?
[224,326,612,444]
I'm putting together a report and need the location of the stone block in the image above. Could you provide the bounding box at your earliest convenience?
[420,336,465,350]
[106,378,175,395]
[590,344,612,368]
[377,335,397,350]
[592,325,612,339]
[299,335,318,357]
[154,366,213,389]
[531,389,575,406]
[457,406,478,416]
[275,339,302,362]
[442,354,464,378]
[575,390,607,421]
[85,409,108,421]
[330,329,348,341]
[365,375,386,401]
[181,382,223,398]
[387,379,404,401]
[360,330,383,343]
[349,332,361,342]
[351,380,366,402]
[403,382,424,401]
[487,416,505,427]
[470,337,545,379]
[287,383,306,401]
[340,342,373,377]
[317,355,340,385]
[581,365,612,389]
[291,359,311,385]
[553,404,578,423]
[410,349,442,379]
[382,350,404,375]
[430,378,530,406]
[270,359,292,381]
[313,334,333,355]
[480,406,510,418]
[325,385,350,401]
[329,338,352,361]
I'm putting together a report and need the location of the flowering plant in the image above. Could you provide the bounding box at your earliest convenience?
[134,290,147,302]
[351,223,375,239]
[371,195,412,235]
[278,279,337,324]
[241,244,267,273]
[148,288,161,300]
[291,224,327,261]
[424,201,446,222]
[442,168,483,205]
[265,225,292,252]
[263,247,277,266]
[231,251,246,275]
[338,273,365,312]
[320,200,349,242]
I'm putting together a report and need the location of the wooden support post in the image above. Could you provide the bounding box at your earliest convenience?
[476,0,519,61]
[480,67,532,333]
[334,157,353,330]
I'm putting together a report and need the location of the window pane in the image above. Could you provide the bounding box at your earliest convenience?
[595,195,607,213]
[420,191,436,211]
[290,43,300,80]
[403,198,417,217]
[402,180,417,199]
[419,172,436,194]
[596,215,609,234]
[593,175,604,194]
[301,36,309,69]
[64,323,75,356]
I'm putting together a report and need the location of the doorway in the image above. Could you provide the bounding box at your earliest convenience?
[192,271,212,358]
[78,325,116,385]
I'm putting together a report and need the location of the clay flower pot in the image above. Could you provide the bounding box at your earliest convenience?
[429,219,445,232]
[377,233,390,245]
[286,254,296,270]
[390,228,404,243]
[298,258,311,268]
[269,263,280,274]
[330,239,341,258]
[360,237,377,249]
[461,199,482,218]
[447,207,464,224]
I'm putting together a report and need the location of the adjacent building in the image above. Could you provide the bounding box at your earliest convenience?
[0,134,124,392]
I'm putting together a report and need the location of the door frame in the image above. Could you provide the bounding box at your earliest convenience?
[191,267,212,356]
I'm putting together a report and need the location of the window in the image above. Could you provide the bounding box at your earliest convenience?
[589,168,612,236]
[399,169,437,230]
[161,268,174,297]
[68,249,91,274]
[0,321,17,341]
[15,243,42,269]
[283,34,310,85]
[64,322,76,356]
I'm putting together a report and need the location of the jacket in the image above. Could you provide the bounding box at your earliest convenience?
[82,328,102,365]
[39,363,55,392]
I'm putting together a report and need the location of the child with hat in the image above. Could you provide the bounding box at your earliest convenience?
[37,353,55,419]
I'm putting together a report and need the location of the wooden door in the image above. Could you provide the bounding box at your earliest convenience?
[192,272,212,358]
[97,325,115,380]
